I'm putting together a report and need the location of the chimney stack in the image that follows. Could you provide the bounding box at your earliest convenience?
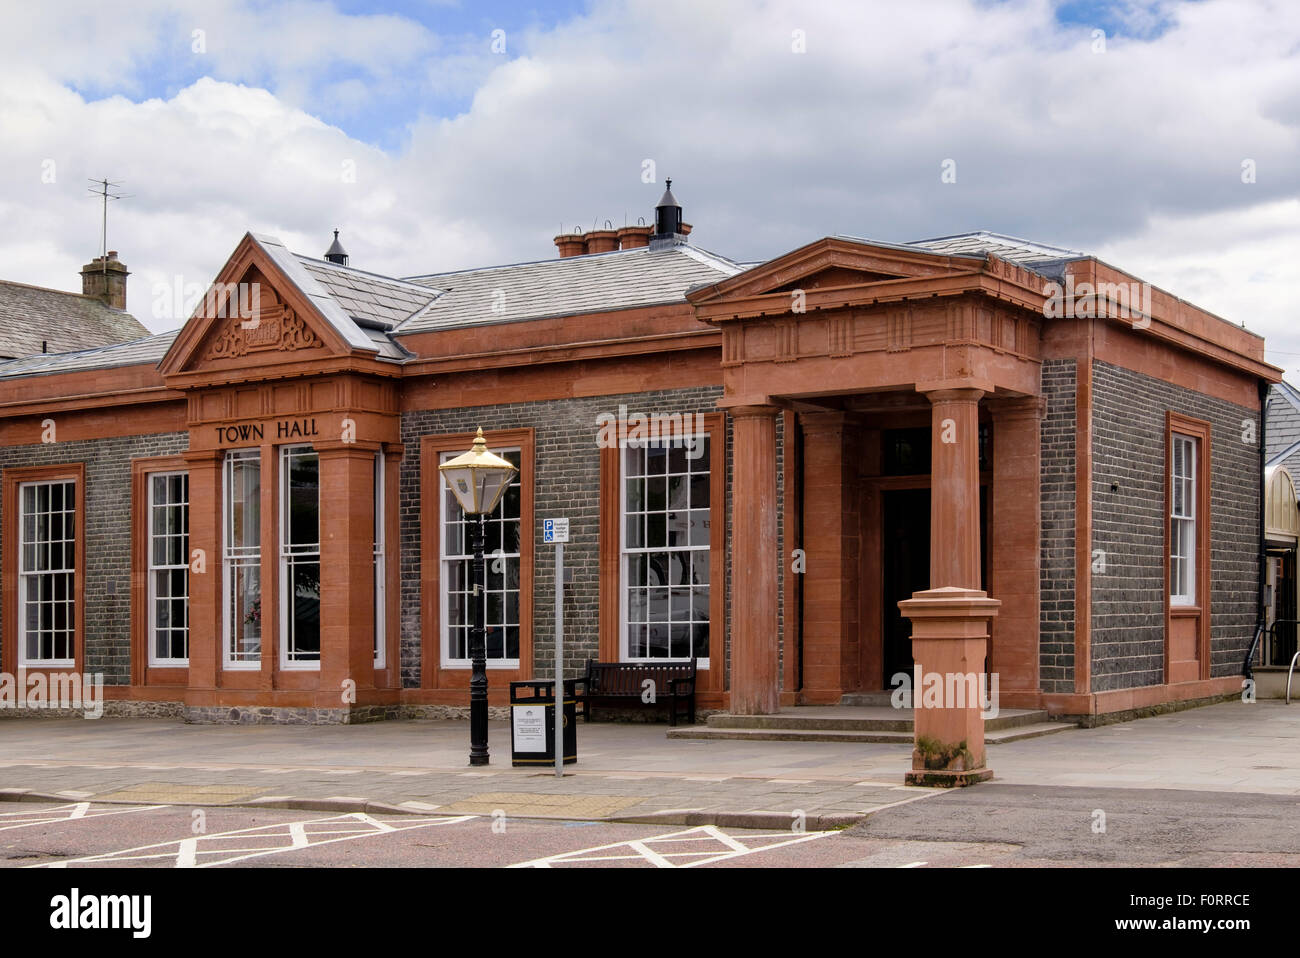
[81,250,129,310]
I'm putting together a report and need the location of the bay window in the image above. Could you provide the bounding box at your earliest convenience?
[223,450,262,668]
[280,445,321,667]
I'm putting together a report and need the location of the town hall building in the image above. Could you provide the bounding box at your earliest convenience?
[0,187,1281,745]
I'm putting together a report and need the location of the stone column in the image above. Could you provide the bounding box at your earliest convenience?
[182,449,222,701]
[899,388,1000,786]
[315,442,377,709]
[799,411,861,701]
[729,405,780,715]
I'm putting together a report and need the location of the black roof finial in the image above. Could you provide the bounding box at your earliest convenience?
[325,229,349,266]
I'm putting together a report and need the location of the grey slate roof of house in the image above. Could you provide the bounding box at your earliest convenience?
[395,244,744,334]
[0,329,179,380]
[0,280,150,359]
[907,231,1087,268]
[1267,381,1300,473]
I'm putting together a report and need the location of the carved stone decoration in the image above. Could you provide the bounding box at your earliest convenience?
[203,304,324,360]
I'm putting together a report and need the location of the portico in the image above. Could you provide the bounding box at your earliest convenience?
[688,237,1051,781]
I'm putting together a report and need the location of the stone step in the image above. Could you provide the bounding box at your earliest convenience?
[704,707,1052,733]
[665,720,1077,745]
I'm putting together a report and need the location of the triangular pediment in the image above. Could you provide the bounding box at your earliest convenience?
[688,237,985,305]
[159,233,362,380]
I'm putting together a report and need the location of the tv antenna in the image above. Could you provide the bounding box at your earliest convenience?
[86,178,132,271]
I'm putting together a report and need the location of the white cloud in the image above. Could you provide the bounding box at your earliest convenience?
[0,0,1295,372]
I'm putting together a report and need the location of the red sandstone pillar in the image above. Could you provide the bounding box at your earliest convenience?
[899,388,999,786]
[729,405,781,715]
[183,449,222,701]
[989,397,1044,702]
[799,412,861,701]
[316,443,377,708]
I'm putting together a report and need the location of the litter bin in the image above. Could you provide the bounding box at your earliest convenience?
[509,679,577,767]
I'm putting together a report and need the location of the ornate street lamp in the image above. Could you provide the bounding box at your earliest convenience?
[439,428,518,766]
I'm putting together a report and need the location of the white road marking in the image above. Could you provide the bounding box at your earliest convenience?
[900,861,928,868]
[31,812,475,868]
[0,802,164,832]
[510,825,834,868]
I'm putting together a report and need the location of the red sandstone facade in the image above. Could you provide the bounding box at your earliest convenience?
[0,200,1281,744]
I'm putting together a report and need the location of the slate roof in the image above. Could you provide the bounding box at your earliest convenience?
[0,280,150,359]
[296,255,439,329]
[0,330,178,380]
[907,231,1088,273]
[1267,381,1300,472]
[395,244,744,334]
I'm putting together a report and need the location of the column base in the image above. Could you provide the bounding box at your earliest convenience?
[899,586,1001,788]
[905,767,994,788]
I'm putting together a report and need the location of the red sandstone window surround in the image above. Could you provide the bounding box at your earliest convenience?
[599,412,726,703]
[1165,411,1212,683]
[130,455,191,688]
[419,428,534,692]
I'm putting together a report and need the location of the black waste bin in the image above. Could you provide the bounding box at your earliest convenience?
[509,679,577,767]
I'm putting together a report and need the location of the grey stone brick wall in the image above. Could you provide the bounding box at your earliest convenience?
[1039,359,1077,694]
[399,387,731,689]
[0,431,189,683]
[1090,360,1260,691]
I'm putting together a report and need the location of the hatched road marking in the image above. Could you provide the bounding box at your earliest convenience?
[32,811,476,868]
[0,802,163,832]
[509,824,834,868]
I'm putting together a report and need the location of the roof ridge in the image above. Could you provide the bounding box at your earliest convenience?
[0,277,134,309]
[402,244,653,284]
[1274,380,1300,414]
[295,254,442,294]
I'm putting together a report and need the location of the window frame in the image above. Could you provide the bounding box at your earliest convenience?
[17,478,78,667]
[374,449,386,669]
[420,428,534,693]
[1164,412,1212,684]
[3,463,85,677]
[1169,433,1197,608]
[222,448,263,671]
[278,444,321,671]
[146,470,190,667]
[437,444,524,670]
[599,413,726,700]
[617,433,713,667]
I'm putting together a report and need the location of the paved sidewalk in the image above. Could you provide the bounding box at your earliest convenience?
[0,700,1294,826]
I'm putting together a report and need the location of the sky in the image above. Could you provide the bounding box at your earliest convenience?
[1,0,1297,374]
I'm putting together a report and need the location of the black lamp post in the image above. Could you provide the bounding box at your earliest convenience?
[438,428,518,766]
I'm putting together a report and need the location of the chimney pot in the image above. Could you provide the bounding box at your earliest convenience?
[585,229,619,254]
[616,225,652,250]
[554,232,587,258]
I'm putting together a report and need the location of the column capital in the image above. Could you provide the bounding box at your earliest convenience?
[726,403,782,420]
[920,386,986,405]
[313,439,383,457]
[986,395,1046,422]
[181,448,224,466]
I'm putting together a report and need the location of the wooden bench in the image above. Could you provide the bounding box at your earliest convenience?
[574,658,697,726]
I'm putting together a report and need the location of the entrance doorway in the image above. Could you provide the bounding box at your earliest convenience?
[878,486,988,688]
[882,489,929,684]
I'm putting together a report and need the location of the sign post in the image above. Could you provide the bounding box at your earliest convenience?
[543,517,570,778]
